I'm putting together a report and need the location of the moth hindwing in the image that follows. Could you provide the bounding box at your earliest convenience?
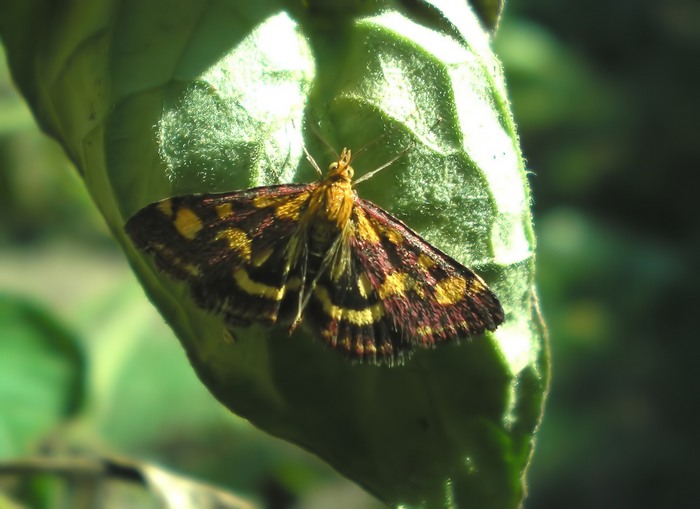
[125,148,504,364]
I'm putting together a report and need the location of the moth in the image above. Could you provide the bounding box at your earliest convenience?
[125,147,504,364]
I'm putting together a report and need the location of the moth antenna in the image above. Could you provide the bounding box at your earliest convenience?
[350,130,389,161]
[291,120,325,177]
[301,142,324,177]
[267,142,291,184]
[291,118,324,177]
[352,113,442,183]
[353,109,443,161]
[353,142,415,185]
[307,121,339,160]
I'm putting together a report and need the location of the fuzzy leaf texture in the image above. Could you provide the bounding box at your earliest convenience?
[0,1,547,507]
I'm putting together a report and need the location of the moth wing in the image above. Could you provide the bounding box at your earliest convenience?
[125,184,315,327]
[356,199,504,342]
[305,198,504,363]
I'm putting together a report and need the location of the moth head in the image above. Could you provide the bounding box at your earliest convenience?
[327,148,354,180]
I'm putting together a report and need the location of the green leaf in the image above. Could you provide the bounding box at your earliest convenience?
[394,0,505,33]
[0,1,547,507]
[0,295,85,458]
[469,0,505,31]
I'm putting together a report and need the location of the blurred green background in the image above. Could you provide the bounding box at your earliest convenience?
[1,0,698,507]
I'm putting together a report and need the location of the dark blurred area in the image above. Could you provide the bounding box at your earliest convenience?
[1,0,698,507]
[497,0,700,507]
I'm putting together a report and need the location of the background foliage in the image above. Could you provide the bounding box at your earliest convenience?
[496,0,700,507]
[1,0,697,507]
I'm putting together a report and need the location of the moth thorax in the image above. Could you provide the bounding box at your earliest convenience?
[319,178,354,229]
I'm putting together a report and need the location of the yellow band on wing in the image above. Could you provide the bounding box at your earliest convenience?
[233,268,285,301]
[314,286,384,325]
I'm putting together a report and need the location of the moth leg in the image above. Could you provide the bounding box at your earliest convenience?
[293,232,346,331]
[222,327,237,344]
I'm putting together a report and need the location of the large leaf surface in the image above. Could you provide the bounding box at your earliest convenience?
[0,1,547,506]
